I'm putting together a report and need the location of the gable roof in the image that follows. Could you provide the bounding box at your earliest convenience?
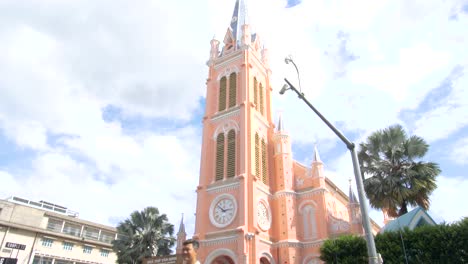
[381,206,437,233]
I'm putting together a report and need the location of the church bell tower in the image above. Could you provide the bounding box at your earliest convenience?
[193,0,276,263]
[192,1,372,263]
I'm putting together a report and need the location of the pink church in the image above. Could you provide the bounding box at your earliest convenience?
[185,1,380,263]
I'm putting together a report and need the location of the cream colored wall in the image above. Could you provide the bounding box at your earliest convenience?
[0,200,117,264]
[0,227,36,264]
[34,236,116,264]
[10,206,46,229]
[0,201,14,221]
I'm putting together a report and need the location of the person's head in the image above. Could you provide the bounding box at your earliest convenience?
[182,239,199,263]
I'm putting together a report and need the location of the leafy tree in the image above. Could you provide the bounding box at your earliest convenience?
[358,124,440,217]
[112,207,176,264]
[319,218,468,263]
[320,235,367,264]
[376,218,468,263]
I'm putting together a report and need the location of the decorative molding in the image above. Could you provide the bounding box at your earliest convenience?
[256,185,272,197]
[273,134,289,140]
[298,200,318,211]
[273,191,296,199]
[270,239,325,249]
[204,228,242,239]
[302,240,326,248]
[214,52,243,70]
[271,188,326,200]
[213,119,240,140]
[206,180,240,193]
[296,178,304,187]
[254,111,270,129]
[297,188,327,198]
[260,251,276,264]
[201,235,239,247]
[275,240,302,248]
[211,107,241,122]
[247,47,270,74]
[245,232,255,241]
[216,66,240,80]
[259,238,273,245]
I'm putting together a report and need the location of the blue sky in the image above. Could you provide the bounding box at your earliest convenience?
[0,0,467,237]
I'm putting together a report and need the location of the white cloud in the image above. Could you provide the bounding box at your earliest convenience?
[0,131,200,229]
[430,175,468,223]
[0,0,209,121]
[0,0,206,234]
[2,121,49,150]
[413,66,468,142]
[449,137,468,165]
[349,43,451,101]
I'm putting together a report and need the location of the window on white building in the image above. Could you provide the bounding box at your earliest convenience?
[63,222,81,237]
[63,242,73,251]
[46,218,63,232]
[55,260,73,264]
[32,256,53,264]
[100,231,115,244]
[83,245,92,254]
[100,249,110,257]
[83,226,99,240]
[41,238,53,248]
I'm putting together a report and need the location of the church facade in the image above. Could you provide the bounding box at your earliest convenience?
[191,1,379,263]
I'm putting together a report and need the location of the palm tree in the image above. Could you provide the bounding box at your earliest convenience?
[112,207,175,264]
[358,124,440,217]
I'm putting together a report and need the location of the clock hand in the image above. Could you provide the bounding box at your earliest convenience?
[217,205,226,212]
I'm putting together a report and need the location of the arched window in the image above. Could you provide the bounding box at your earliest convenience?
[227,130,236,178]
[214,129,237,181]
[302,204,318,239]
[218,77,227,111]
[215,133,225,181]
[259,83,264,115]
[228,73,237,108]
[255,133,260,178]
[253,77,258,110]
[261,138,267,184]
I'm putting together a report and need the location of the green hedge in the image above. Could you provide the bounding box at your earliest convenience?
[320,217,468,264]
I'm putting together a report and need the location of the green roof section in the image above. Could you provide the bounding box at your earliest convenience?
[381,206,437,233]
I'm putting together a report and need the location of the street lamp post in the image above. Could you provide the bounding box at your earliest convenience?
[280,77,380,264]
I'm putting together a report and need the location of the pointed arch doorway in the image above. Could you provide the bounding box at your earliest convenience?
[211,255,235,264]
[260,257,271,264]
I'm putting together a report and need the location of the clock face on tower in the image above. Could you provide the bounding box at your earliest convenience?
[209,194,237,228]
[257,200,271,231]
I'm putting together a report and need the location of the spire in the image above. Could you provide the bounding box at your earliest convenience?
[313,144,322,163]
[229,0,251,46]
[277,113,284,132]
[177,213,186,234]
[349,179,358,204]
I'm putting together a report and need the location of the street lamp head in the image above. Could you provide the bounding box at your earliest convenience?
[285,57,292,64]
[279,84,290,95]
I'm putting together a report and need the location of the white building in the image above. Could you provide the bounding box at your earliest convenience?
[0,197,117,264]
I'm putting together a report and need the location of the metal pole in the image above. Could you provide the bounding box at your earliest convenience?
[350,148,379,264]
[397,218,409,264]
[282,78,379,264]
